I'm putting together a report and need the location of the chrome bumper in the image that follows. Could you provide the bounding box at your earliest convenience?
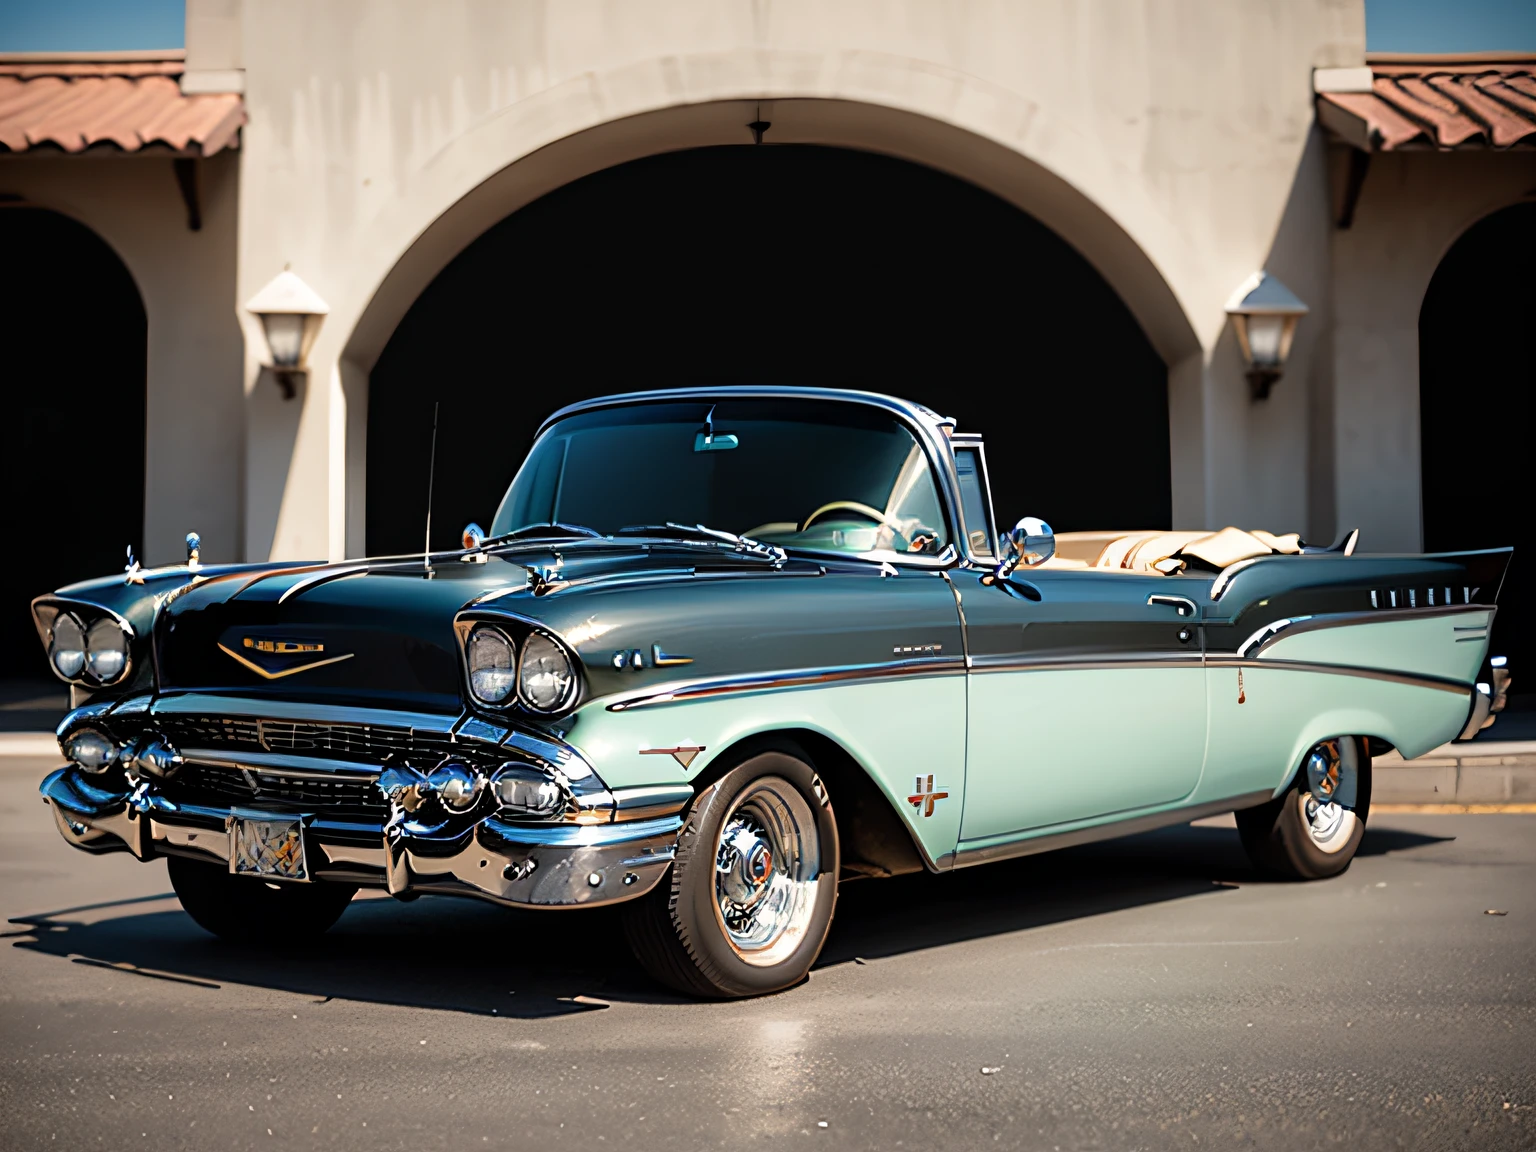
[40,766,680,909]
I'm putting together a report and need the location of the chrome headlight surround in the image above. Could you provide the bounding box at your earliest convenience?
[454,612,584,718]
[465,624,518,705]
[517,630,578,714]
[33,598,135,689]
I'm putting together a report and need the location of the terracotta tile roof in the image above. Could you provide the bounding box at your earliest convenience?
[0,55,243,155]
[1318,58,1536,151]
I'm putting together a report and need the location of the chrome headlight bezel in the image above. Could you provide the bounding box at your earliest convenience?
[34,598,135,689]
[517,630,578,714]
[465,624,518,705]
[454,613,584,718]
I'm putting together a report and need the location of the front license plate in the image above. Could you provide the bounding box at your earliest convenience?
[228,812,309,881]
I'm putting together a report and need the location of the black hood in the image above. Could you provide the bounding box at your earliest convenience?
[153,538,789,712]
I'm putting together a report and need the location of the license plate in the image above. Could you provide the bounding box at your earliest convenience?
[227,812,309,881]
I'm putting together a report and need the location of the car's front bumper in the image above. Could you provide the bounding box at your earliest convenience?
[41,765,681,909]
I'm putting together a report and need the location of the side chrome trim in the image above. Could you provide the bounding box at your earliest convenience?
[1231,604,1496,660]
[951,790,1274,869]
[967,652,1204,674]
[1209,557,1266,601]
[1205,656,1472,695]
[276,565,370,604]
[604,657,965,712]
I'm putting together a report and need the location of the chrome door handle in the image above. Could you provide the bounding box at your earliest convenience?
[1147,594,1198,617]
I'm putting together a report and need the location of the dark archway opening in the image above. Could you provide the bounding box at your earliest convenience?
[0,208,146,691]
[1420,201,1533,704]
[369,145,1168,556]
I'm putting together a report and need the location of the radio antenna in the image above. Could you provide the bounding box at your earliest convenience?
[423,401,439,576]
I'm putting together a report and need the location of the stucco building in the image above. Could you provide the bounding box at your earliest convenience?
[2,0,1532,678]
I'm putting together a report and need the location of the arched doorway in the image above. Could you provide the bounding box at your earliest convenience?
[1420,201,1534,705]
[368,145,1168,555]
[0,207,146,684]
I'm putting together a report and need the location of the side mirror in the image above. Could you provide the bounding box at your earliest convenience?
[462,522,486,549]
[990,516,1054,582]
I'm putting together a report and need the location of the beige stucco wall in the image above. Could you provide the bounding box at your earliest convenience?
[0,151,246,566]
[1330,149,1536,552]
[206,0,1365,560]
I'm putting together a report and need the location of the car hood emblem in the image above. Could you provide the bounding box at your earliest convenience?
[218,636,354,680]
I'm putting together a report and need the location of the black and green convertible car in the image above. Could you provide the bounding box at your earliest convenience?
[34,388,1510,998]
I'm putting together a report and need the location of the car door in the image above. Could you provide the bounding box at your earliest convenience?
[954,565,1209,846]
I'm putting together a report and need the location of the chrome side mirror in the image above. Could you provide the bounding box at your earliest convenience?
[990,516,1054,582]
[461,522,486,549]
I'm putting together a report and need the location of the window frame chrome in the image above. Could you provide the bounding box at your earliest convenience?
[947,433,999,568]
[523,386,969,573]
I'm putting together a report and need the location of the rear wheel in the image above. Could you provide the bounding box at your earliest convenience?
[1236,736,1371,879]
[167,855,357,944]
[623,743,839,998]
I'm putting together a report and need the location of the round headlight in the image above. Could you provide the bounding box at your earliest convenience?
[84,616,129,684]
[49,613,86,680]
[63,728,119,773]
[519,632,576,713]
[467,626,517,704]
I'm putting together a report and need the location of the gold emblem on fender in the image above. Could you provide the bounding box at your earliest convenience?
[218,637,354,680]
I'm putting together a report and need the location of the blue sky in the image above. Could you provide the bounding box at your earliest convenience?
[1367,0,1536,52]
[1,0,1532,56]
[0,0,184,52]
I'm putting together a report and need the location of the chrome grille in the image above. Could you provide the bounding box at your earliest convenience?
[150,715,501,770]
[171,762,390,820]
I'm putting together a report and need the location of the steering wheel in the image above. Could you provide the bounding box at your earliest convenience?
[798,501,912,551]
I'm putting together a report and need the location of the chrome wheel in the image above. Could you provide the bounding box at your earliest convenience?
[712,775,822,967]
[1300,737,1360,854]
[1299,792,1356,853]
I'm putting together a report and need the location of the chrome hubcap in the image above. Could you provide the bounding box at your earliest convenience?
[713,776,821,967]
[1300,738,1360,854]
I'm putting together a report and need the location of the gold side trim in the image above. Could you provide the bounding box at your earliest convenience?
[217,642,355,680]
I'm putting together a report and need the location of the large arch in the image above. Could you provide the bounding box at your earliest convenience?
[366,143,1169,555]
[336,91,1204,555]
[1419,199,1534,701]
[0,206,147,679]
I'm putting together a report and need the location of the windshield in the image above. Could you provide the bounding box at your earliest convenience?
[490,398,951,557]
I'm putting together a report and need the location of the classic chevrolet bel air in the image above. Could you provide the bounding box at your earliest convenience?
[34,388,1511,997]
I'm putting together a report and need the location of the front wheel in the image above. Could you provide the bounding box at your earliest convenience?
[622,743,840,998]
[1236,736,1371,879]
[168,854,357,944]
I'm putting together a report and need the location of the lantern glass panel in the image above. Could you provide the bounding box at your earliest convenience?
[260,313,306,368]
[1244,314,1286,368]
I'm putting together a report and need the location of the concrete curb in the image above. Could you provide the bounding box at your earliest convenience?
[1373,740,1536,805]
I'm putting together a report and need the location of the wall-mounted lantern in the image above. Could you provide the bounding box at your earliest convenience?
[245,271,329,400]
[1225,271,1308,400]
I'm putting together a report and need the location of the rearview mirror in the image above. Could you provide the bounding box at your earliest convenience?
[991,516,1054,582]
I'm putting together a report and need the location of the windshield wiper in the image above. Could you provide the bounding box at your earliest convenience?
[614,523,786,564]
[481,522,603,546]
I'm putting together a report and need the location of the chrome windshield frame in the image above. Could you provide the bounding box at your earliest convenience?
[518,387,968,571]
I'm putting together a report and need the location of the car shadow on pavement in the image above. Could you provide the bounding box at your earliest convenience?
[7,820,1453,1017]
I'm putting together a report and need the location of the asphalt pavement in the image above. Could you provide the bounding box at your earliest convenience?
[2,754,1532,1151]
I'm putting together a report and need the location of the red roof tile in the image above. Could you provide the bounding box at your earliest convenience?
[1319,59,1536,151]
[0,57,243,155]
